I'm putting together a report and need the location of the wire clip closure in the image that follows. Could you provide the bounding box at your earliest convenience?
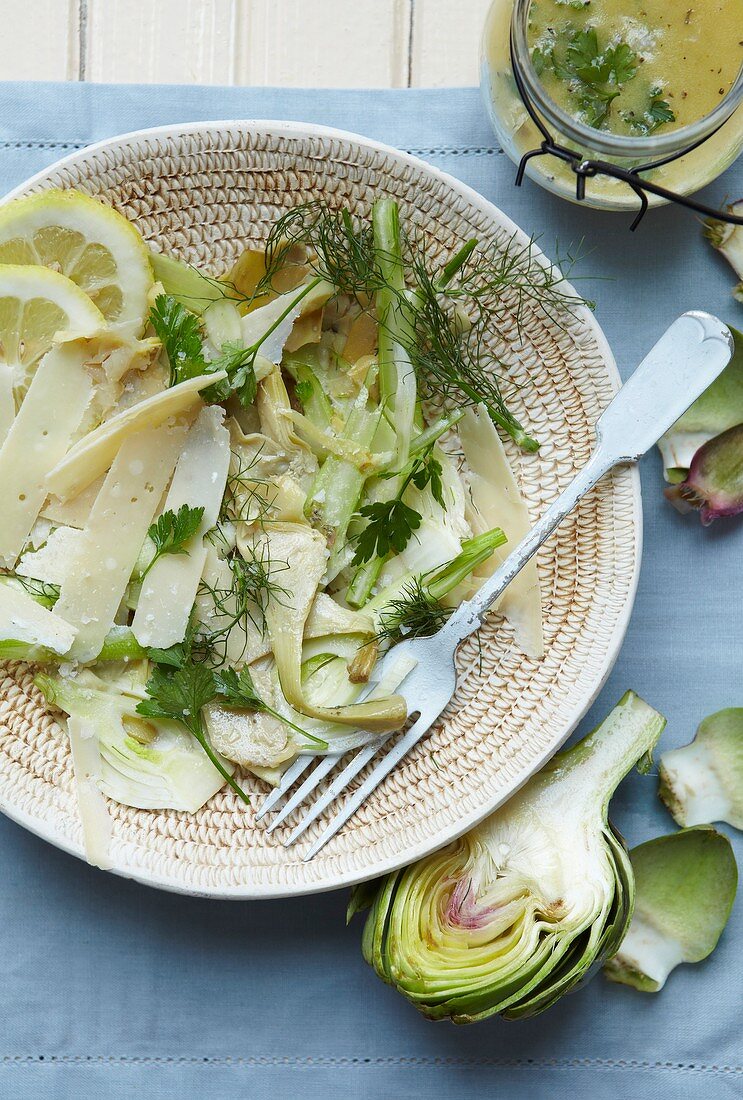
[510,40,743,231]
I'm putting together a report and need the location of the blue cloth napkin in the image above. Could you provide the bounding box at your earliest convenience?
[0,81,741,1100]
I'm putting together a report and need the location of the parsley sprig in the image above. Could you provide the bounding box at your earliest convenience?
[150,284,320,407]
[149,295,207,386]
[352,449,445,566]
[141,504,205,581]
[140,602,327,786]
[136,662,250,803]
[148,294,258,405]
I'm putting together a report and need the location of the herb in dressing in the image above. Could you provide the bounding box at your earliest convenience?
[527,0,743,136]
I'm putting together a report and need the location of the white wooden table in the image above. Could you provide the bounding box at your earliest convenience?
[5,0,491,87]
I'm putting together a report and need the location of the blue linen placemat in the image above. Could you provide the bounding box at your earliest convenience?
[0,81,741,1100]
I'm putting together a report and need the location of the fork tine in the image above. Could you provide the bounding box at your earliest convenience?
[283,737,388,847]
[254,754,313,820]
[301,712,432,861]
[265,752,341,832]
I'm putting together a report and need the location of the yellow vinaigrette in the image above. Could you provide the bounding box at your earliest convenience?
[527,0,743,136]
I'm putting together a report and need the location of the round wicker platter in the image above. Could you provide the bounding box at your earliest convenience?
[0,121,641,898]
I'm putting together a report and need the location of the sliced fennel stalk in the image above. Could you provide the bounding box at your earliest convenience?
[36,669,230,813]
[352,692,665,1022]
[346,199,418,607]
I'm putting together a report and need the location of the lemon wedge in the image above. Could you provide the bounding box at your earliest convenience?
[0,263,104,433]
[0,189,153,330]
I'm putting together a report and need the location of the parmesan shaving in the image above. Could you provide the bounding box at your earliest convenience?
[17,526,84,586]
[132,405,230,648]
[0,582,77,653]
[66,715,113,870]
[54,421,188,661]
[41,478,104,530]
[240,279,333,365]
[45,369,227,501]
[0,342,93,566]
[459,406,544,659]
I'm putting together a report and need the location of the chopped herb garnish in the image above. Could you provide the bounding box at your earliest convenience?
[353,498,422,565]
[534,27,638,130]
[149,294,208,386]
[136,662,250,805]
[376,577,452,643]
[624,89,676,135]
[354,448,446,567]
[141,504,205,581]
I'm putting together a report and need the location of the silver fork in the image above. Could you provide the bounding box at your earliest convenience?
[256,312,733,860]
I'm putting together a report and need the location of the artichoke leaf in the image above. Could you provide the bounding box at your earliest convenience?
[657,327,743,481]
[258,522,407,732]
[659,708,743,830]
[604,827,737,991]
[203,658,296,770]
[256,369,318,493]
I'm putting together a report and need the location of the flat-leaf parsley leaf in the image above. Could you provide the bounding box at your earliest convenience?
[137,662,251,804]
[141,504,205,580]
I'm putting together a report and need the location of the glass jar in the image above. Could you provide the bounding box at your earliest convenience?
[481,0,743,211]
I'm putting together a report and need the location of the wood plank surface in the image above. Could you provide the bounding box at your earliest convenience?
[9,0,487,87]
[1,0,80,81]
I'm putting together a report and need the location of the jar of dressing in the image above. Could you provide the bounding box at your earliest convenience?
[481,0,743,211]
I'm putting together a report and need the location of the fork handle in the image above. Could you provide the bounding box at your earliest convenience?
[440,311,734,648]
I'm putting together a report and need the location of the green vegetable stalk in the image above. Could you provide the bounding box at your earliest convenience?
[351,692,665,1022]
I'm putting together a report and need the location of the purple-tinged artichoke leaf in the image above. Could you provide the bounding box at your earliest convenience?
[657,328,743,480]
[664,422,743,525]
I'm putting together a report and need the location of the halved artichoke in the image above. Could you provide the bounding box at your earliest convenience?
[352,691,665,1022]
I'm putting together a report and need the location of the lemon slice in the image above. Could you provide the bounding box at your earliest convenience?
[0,264,104,429]
[0,189,153,330]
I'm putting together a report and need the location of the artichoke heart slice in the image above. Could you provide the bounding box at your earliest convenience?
[252,521,407,733]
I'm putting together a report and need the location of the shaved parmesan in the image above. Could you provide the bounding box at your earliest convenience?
[55,422,187,661]
[17,526,83,586]
[240,280,333,366]
[45,369,226,501]
[132,406,230,648]
[66,715,113,870]
[459,406,544,659]
[0,342,93,566]
[0,582,76,653]
[41,477,104,530]
[195,546,266,667]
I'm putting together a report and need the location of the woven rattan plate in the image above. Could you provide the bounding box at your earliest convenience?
[0,121,641,898]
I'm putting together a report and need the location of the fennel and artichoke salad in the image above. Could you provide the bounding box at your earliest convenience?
[0,187,579,853]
